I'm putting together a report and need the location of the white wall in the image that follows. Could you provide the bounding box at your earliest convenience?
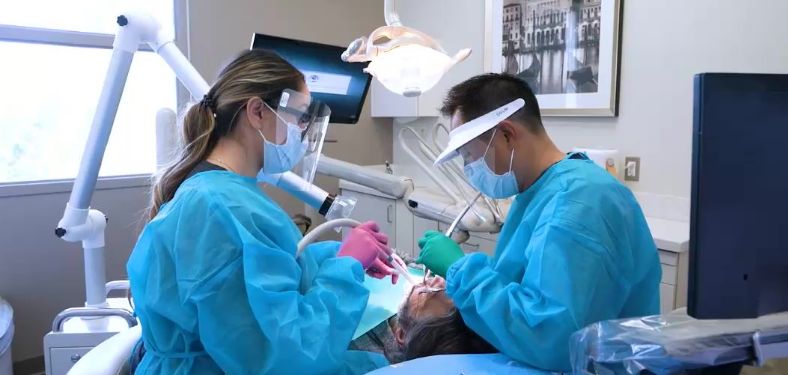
[544,0,788,198]
[0,182,149,361]
[187,0,392,224]
[395,0,788,201]
[1,0,390,364]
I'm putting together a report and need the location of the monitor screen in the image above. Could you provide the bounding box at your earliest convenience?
[689,73,788,319]
[250,33,371,124]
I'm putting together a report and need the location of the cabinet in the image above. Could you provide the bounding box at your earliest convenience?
[339,181,690,315]
[370,0,485,118]
[339,181,439,258]
[648,217,690,314]
[340,190,397,247]
[437,221,497,256]
[657,248,690,314]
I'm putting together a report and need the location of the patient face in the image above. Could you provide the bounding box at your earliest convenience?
[391,276,454,348]
[406,277,453,318]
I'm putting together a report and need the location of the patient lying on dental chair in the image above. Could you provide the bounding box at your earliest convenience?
[351,276,498,363]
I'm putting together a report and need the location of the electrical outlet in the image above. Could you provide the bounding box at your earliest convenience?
[624,157,641,182]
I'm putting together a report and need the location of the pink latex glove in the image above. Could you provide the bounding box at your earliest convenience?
[338,221,397,283]
[367,257,399,285]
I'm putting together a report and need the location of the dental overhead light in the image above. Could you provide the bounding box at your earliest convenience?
[341,0,471,97]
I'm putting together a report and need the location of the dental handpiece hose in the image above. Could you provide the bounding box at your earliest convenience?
[422,192,484,282]
[445,192,483,238]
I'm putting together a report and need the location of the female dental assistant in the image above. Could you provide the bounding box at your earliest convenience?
[416,74,662,372]
[127,49,394,375]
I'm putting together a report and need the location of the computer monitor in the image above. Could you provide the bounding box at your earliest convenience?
[689,73,788,319]
[250,33,372,124]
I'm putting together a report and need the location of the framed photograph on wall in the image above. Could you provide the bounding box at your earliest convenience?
[484,0,623,116]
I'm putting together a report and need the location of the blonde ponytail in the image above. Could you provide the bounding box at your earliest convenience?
[146,49,304,221]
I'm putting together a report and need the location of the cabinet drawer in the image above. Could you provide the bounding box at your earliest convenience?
[460,235,496,256]
[659,283,676,314]
[661,264,677,285]
[658,250,678,266]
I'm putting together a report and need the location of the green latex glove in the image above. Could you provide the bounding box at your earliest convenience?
[416,230,464,278]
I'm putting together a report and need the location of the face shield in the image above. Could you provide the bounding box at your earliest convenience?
[433,98,525,166]
[268,89,331,186]
[432,99,525,200]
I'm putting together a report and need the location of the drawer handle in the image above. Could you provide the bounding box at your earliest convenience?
[387,205,394,223]
[71,354,82,363]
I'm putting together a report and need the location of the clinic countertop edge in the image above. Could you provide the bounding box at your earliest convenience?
[340,178,690,254]
[645,217,689,253]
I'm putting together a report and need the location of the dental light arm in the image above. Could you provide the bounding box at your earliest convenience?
[384,0,402,27]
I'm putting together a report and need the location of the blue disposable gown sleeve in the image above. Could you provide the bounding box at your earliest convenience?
[446,220,617,371]
[185,201,376,375]
[297,241,341,289]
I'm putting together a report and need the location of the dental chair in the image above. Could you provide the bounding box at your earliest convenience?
[66,325,140,375]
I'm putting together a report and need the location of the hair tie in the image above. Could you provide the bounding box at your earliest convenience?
[200,94,217,113]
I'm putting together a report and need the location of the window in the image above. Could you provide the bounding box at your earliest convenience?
[0,0,173,35]
[0,1,178,184]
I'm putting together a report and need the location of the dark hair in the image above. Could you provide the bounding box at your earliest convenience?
[440,73,543,134]
[385,307,498,363]
[147,49,303,220]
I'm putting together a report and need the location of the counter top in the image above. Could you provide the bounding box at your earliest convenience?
[646,217,690,253]
[340,174,691,254]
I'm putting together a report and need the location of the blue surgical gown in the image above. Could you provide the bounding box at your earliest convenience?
[127,171,387,374]
[446,154,661,372]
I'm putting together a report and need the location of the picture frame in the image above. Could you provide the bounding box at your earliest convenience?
[484,0,623,117]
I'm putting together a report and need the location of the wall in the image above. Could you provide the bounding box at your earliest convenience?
[187,0,392,228]
[0,182,149,362]
[395,0,788,202]
[537,0,788,198]
[1,0,391,363]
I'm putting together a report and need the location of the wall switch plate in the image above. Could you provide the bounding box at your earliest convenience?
[624,157,641,182]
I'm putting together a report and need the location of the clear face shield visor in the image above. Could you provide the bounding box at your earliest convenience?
[457,127,514,174]
[269,88,331,186]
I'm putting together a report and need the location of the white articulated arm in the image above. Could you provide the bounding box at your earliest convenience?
[114,10,209,98]
[54,11,333,309]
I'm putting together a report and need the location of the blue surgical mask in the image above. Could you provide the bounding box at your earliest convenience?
[259,121,307,174]
[462,130,519,199]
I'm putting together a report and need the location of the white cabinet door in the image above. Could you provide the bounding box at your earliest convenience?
[410,215,440,258]
[340,190,397,248]
[460,235,497,256]
[659,283,676,314]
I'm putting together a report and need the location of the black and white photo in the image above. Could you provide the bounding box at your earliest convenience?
[486,0,622,116]
[502,0,601,95]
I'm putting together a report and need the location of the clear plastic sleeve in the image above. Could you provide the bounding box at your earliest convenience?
[571,309,788,374]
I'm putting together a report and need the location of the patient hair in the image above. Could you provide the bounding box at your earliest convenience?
[386,308,498,363]
[147,49,304,220]
[440,73,543,135]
